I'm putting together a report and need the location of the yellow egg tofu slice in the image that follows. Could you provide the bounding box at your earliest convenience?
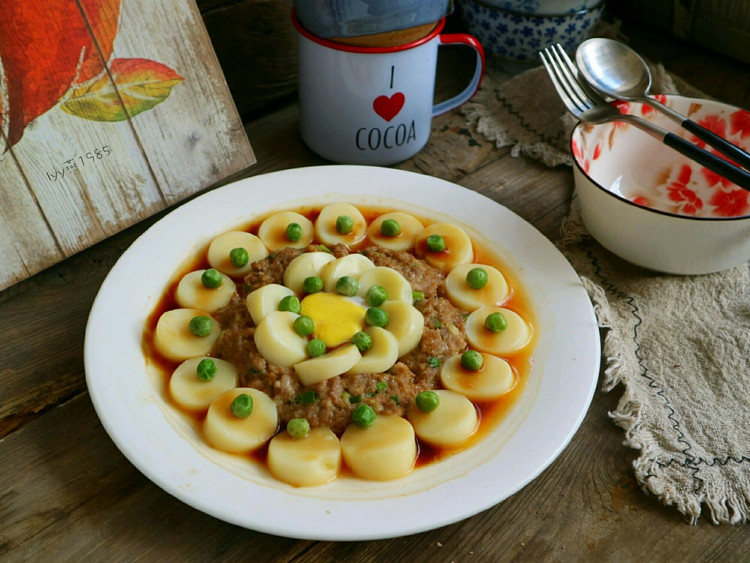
[258,211,314,251]
[440,353,515,401]
[254,311,309,367]
[294,344,362,386]
[315,203,368,247]
[169,356,238,411]
[465,306,532,356]
[203,388,278,454]
[380,300,424,357]
[347,327,399,375]
[245,283,295,326]
[367,212,424,251]
[283,251,336,294]
[445,263,510,312]
[319,254,375,292]
[207,231,268,277]
[340,415,417,480]
[356,266,412,303]
[268,426,341,487]
[153,308,221,362]
[415,223,474,272]
[407,389,478,448]
[175,269,236,312]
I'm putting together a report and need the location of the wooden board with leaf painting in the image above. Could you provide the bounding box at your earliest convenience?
[0,0,255,291]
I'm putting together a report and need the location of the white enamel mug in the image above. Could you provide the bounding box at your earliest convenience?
[293,12,485,165]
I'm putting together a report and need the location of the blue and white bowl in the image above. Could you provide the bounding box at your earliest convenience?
[459,0,604,71]
[481,0,600,15]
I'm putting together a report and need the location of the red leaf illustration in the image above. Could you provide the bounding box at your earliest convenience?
[0,0,121,147]
[61,58,184,122]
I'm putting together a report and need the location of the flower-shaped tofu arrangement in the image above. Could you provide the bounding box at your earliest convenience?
[148,203,534,487]
[250,251,422,384]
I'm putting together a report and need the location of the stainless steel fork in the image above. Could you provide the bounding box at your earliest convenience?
[539,43,750,191]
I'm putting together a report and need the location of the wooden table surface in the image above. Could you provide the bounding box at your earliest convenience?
[3,19,750,561]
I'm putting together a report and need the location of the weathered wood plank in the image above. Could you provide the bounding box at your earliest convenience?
[0,1,166,288]
[460,153,574,242]
[0,135,63,288]
[4,374,750,560]
[112,0,255,204]
[0,394,311,561]
[10,108,167,254]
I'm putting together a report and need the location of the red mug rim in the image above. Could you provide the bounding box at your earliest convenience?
[291,8,446,53]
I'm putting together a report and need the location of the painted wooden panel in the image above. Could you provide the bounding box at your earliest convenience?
[0,0,255,291]
[110,0,254,203]
[0,134,65,285]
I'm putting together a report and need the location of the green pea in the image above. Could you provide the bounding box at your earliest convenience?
[365,285,388,307]
[230,393,253,418]
[380,219,401,237]
[352,403,376,428]
[307,338,327,357]
[335,276,359,296]
[201,268,223,288]
[466,267,489,289]
[485,311,508,333]
[415,390,440,413]
[365,307,389,328]
[286,222,303,242]
[278,295,301,313]
[426,234,446,253]
[461,349,483,371]
[351,331,373,352]
[286,418,311,439]
[335,215,354,235]
[293,315,315,336]
[196,358,217,381]
[303,275,323,294]
[189,315,213,337]
[229,247,249,268]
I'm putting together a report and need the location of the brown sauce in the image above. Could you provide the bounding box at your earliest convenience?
[142,204,537,479]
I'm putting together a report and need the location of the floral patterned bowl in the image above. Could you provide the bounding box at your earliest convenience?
[458,0,603,72]
[571,95,750,275]
[481,0,601,16]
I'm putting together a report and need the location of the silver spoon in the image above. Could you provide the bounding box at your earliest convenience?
[575,38,750,171]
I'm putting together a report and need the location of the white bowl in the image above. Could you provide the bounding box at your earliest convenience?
[571,95,750,275]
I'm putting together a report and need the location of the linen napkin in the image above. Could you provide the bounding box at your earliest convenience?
[462,59,750,524]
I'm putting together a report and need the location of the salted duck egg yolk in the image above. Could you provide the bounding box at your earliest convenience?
[300,293,366,348]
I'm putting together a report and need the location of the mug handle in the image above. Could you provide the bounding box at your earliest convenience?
[432,34,485,117]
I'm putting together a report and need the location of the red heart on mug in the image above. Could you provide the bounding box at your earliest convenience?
[373,93,405,122]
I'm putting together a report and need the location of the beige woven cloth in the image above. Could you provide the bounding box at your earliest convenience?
[462,59,750,524]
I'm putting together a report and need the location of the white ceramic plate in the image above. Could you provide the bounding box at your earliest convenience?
[85,165,600,540]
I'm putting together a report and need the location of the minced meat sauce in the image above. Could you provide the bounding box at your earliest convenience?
[211,244,467,434]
